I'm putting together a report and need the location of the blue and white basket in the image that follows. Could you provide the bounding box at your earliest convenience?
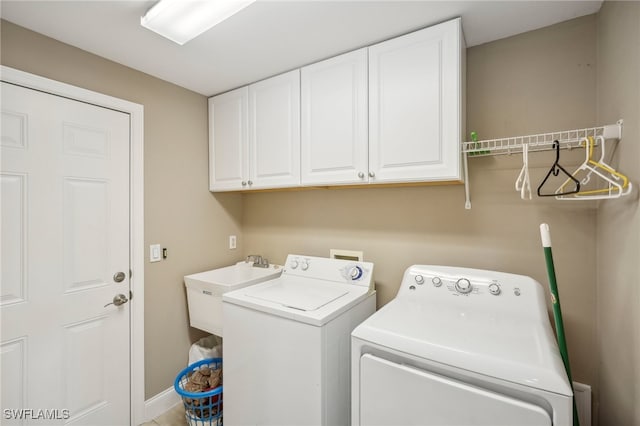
[174,358,223,426]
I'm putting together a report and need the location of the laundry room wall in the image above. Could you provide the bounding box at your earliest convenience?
[243,13,601,402]
[595,2,640,425]
[0,21,244,399]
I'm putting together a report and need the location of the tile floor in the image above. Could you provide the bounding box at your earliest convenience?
[141,404,187,426]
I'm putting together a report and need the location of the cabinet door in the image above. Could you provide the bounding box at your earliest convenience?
[248,70,301,189]
[369,18,464,184]
[209,87,249,191]
[301,48,368,186]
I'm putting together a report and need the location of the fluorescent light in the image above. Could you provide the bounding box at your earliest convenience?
[141,0,256,45]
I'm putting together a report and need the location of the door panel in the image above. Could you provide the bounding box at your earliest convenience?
[63,178,109,292]
[1,173,26,304]
[1,82,130,425]
[368,19,462,183]
[208,87,248,191]
[248,70,300,189]
[301,48,368,185]
[359,354,551,426]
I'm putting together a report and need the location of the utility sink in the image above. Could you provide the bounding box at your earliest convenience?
[184,261,282,337]
[185,261,281,292]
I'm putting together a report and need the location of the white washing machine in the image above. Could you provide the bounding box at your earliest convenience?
[223,254,376,426]
[352,265,573,426]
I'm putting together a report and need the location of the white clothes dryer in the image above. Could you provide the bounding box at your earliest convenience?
[223,254,376,426]
[352,265,573,426]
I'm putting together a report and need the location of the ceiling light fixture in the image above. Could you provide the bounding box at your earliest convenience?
[141,0,256,45]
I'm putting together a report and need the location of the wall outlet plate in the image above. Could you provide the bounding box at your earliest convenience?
[229,235,237,250]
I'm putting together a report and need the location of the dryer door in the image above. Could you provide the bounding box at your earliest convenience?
[359,354,551,426]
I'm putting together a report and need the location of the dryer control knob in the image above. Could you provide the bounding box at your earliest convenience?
[432,277,442,287]
[455,278,472,294]
[301,260,309,271]
[488,283,501,295]
[415,275,424,285]
[290,259,299,269]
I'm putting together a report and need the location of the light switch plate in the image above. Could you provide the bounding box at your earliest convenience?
[150,244,161,262]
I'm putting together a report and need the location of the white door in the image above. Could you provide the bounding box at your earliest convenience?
[208,87,249,191]
[368,18,464,183]
[359,354,551,426]
[301,48,369,186]
[1,82,131,425]
[248,70,301,190]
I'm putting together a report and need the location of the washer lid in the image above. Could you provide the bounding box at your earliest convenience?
[246,279,349,311]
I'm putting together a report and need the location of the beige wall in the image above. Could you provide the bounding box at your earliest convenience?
[0,21,244,399]
[244,13,600,396]
[595,2,640,425]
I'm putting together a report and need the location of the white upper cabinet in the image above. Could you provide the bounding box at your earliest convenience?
[301,48,368,186]
[209,71,301,191]
[248,69,301,190]
[209,18,464,192]
[209,87,248,191]
[369,18,465,183]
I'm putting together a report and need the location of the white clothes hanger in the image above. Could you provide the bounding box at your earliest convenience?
[515,142,532,200]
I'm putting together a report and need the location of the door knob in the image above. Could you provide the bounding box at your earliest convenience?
[104,294,129,308]
[113,272,126,283]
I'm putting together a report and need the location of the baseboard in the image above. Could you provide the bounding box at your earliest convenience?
[143,386,182,423]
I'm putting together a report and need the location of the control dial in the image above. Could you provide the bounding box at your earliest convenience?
[455,278,472,294]
[290,259,299,269]
[415,275,424,285]
[301,260,309,271]
[488,283,501,295]
[349,266,363,280]
[432,277,442,287]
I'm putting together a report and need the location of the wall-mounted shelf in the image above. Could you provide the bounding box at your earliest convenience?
[461,120,624,209]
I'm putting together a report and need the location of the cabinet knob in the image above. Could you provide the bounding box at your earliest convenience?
[242,181,247,186]
[358,172,365,179]
[368,171,375,178]
[248,180,253,186]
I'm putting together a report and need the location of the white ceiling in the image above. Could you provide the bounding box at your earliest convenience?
[1,0,602,97]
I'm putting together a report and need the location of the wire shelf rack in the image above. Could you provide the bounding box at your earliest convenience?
[462,121,622,157]
[460,120,624,209]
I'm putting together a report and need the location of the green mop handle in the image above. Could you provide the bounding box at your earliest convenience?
[540,224,579,426]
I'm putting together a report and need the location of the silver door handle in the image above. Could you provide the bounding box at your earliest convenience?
[104,294,129,307]
[113,271,126,282]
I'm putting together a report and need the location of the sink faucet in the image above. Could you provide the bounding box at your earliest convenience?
[246,254,270,268]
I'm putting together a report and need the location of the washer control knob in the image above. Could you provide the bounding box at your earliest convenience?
[432,277,442,287]
[455,278,472,294]
[301,260,309,271]
[290,259,299,269]
[349,266,363,280]
[415,275,424,285]
[488,283,501,295]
